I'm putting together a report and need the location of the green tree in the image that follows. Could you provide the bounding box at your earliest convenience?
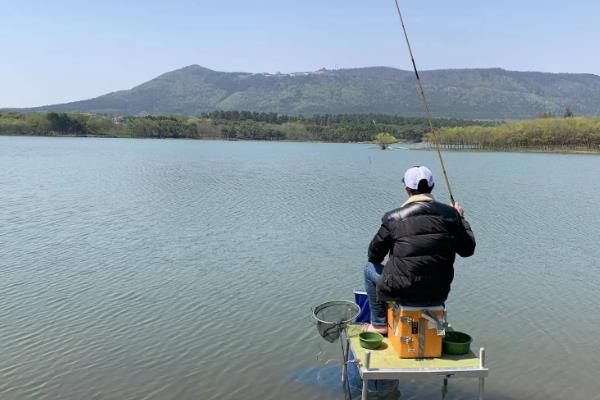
[373,132,397,149]
[46,112,86,134]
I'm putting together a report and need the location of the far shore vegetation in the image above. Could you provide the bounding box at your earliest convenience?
[429,116,600,153]
[0,111,485,143]
[1,110,599,153]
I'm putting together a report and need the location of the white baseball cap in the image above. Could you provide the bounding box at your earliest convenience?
[403,166,434,190]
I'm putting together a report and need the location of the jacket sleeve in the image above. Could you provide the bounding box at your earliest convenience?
[454,217,476,257]
[368,217,393,264]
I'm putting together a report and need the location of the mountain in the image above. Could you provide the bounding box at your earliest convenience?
[12,65,600,119]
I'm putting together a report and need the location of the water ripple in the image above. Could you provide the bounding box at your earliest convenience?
[0,138,599,400]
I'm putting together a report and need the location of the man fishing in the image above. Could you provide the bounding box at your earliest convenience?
[363,166,476,334]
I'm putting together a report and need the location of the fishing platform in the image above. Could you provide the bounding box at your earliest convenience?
[344,324,488,400]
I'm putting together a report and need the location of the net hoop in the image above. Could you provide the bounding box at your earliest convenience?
[312,300,360,325]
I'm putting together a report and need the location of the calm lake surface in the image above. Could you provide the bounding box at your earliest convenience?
[1,136,599,400]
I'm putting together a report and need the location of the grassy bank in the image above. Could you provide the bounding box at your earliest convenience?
[428,117,600,152]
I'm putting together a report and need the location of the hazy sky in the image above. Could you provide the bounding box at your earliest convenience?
[1,0,599,107]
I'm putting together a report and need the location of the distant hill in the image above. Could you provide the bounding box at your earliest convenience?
[11,65,600,119]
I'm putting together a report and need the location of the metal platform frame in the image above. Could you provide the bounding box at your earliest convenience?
[342,331,489,400]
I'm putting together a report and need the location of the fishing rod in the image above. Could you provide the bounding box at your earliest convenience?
[392,0,456,205]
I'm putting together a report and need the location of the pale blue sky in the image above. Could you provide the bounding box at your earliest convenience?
[1,0,599,107]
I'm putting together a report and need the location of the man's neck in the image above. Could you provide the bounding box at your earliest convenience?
[402,193,434,207]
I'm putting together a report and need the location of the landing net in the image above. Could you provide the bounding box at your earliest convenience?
[313,300,360,343]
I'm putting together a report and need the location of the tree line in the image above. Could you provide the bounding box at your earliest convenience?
[0,111,487,143]
[4,111,599,152]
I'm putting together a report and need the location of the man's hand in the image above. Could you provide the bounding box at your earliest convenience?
[453,201,465,217]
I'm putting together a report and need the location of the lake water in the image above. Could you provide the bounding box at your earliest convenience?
[1,136,599,400]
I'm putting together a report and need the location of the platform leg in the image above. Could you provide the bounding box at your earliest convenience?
[342,336,349,385]
[442,376,449,399]
[478,348,486,400]
[342,336,351,400]
[361,351,371,400]
[361,378,368,400]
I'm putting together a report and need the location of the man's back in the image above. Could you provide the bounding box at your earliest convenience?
[368,197,475,306]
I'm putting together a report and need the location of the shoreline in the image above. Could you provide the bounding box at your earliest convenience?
[415,145,600,155]
[2,133,599,154]
[0,133,364,144]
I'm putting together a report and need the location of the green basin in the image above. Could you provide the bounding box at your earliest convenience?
[359,332,384,349]
[443,331,472,355]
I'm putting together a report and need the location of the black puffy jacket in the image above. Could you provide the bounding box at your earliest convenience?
[368,196,475,306]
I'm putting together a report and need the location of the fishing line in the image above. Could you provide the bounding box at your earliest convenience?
[392,0,456,205]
